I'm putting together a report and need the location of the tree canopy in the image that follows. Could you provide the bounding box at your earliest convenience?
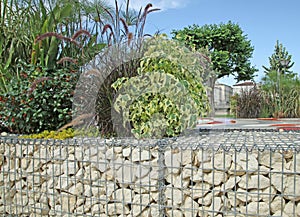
[262,40,294,75]
[172,21,257,82]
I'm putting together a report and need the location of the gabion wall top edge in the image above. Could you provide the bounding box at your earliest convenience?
[1,129,299,152]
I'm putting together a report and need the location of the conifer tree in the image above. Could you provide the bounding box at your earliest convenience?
[263,40,294,74]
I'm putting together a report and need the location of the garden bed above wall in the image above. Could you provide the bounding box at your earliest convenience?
[0,130,300,216]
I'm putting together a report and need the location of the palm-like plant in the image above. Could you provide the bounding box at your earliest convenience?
[0,0,112,93]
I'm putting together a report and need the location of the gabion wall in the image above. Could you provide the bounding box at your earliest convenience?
[0,130,300,216]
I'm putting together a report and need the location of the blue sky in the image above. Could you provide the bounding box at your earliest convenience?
[110,0,300,86]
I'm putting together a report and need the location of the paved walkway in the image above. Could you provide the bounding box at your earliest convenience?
[197,118,300,130]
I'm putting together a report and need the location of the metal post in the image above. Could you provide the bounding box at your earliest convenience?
[157,140,166,217]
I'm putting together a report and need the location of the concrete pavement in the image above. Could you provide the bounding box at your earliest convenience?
[197,117,300,130]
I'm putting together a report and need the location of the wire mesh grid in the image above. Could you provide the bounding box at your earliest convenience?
[0,129,299,216]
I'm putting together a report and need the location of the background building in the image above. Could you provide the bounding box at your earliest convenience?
[232,81,256,95]
[214,82,233,115]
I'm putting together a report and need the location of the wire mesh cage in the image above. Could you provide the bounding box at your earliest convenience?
[0,129,300,216]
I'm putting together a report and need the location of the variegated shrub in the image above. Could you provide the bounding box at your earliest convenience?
[112,36,210,138]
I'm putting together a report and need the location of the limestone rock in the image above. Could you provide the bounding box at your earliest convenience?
[189,182,211,199]
[228,162,245,176]
[240,201,270,215]
[52,147,68,160]
[233,153,258,173]
[181,196,199,217]
[90,203,105,215]
[271,173,287,193]
[166,173,189,189]
[105,203,130,215]
[68,182,84,196]
[26,159,42,173]
[109,156,124,170]
[132,148,152,162]
[135,164,151,179]
[197,192,212,206]
[228,188,250,203]
[191,168,204,182]
[61,193,77,213]
[136,173,158,193]
[297,202,300,217]
[139,207,159,217]
[122,147,131,157]
[112,188,134,203]
[290,153,300,172]
[284,201,297,217]
[259,152,284,170]
[283,175,300,201]
[254,165,271,175]
[180,149,194,165]
[165,186,184,205]
[45,163,64,177]
[238,174,270,189]
[131,194,152,217]
[213,153,232,171]
[166,209,184,217]
[204,171,228,186]
[116,160,136,183]
[196,149,212,163]
[182,164,198,179]
[209,197,222,213]
[31,202,50,215]
[221,176,241,191]
[105,148,116,160]
[271,196,286,214]
[55,175,73,191]
[13,193,29,207]
[201,161,213,173]
[165,150,181,174]
[250,186,276,202]
[63,154,79,175]
[105,182,116,198]
[91,158,109,173]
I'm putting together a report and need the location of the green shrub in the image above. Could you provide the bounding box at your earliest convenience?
[113,72,199,138]
[229,94,238,117]
[20,128,75,140]
[20,127,100,140]
[260,70,300,118]
[0,63,79,134]
[138,36,210,114]
[112,37,210,138]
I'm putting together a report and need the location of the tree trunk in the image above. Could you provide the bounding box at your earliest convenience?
[207,76,217,117]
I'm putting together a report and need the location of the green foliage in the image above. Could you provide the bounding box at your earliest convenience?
[0,0,108,94]
[261,40,298,118]
[261,70,300,118]
[0,64,79,134]
[30,2,73,68]
[229,94,238,117]
[112,37,209,138]
[20,128,75,140]
[172,21,258,82]
[113,72,199,138]
[262,40,294,75]
[235,86,262,118]
[82,2,160,135]
[20,127,101,140]
[137,36,210,114]
[0,0,33,93]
